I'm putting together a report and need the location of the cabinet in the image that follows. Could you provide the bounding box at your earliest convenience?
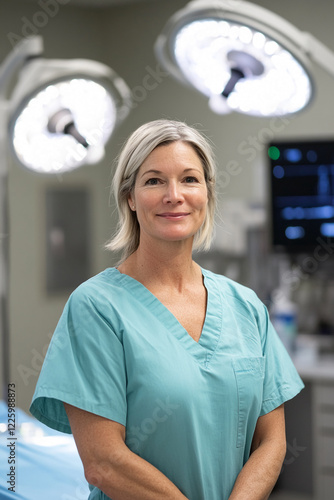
[313,383,334,500]
[289,349,334,499]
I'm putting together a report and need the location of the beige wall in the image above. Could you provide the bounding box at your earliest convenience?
[1,0,334,412]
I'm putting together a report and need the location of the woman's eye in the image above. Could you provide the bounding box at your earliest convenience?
[184,176,198,183]
[145,178,160,185]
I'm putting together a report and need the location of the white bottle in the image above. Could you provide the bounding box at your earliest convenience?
[270,286,298,355]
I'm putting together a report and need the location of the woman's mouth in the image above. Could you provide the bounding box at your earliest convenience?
[157,212,190,219]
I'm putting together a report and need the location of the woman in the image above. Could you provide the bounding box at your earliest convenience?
[30,119,304,500]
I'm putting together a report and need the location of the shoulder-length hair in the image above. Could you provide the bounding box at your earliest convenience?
[105,119,216,261]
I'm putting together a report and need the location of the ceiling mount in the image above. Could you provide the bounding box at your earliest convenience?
[222,50,265,97]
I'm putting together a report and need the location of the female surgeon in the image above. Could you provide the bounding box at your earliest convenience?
[30,119,304,500]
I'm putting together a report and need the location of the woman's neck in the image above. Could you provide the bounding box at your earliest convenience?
[118,239,200,292]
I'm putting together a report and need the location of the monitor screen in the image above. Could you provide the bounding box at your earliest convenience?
[268,139,334,252]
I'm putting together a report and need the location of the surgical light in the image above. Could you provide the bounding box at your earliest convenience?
[155,0,334,117]
[7,42,131,173]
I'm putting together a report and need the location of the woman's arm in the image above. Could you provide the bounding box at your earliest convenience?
[229,404,286,500]
[64,403,188,500]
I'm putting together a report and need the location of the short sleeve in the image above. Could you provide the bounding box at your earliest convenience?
[30,285,127,434]
[258,302,304,416]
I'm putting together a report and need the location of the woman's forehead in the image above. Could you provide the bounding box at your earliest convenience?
[139,141,204,173]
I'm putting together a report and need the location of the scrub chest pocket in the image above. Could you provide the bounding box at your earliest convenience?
[232,356,265,448]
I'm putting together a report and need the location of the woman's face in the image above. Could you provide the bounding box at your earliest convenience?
[129,141,208,248]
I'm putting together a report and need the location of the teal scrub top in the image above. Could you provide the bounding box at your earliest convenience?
[30,267,304,500]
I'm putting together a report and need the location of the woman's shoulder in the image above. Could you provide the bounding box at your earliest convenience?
[68,267,122,304]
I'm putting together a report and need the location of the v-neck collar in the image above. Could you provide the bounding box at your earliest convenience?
[108,267,223,367]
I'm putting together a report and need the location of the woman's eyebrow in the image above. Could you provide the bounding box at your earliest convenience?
[140,169,162,177]
[140,167,203,177]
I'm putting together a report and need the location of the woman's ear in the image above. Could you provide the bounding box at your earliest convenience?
[128,194,136,211]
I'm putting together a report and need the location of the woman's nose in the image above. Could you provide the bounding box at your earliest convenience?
[162,181,184,204]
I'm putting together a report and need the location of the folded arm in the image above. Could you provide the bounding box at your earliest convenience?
[229,404,286,500]
[64,403,188,500]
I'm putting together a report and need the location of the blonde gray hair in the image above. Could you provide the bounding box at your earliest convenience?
[105,119,216,261]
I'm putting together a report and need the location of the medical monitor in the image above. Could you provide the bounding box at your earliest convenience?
[268,139,334,253]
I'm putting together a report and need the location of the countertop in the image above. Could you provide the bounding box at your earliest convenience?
[292,334,334,382]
